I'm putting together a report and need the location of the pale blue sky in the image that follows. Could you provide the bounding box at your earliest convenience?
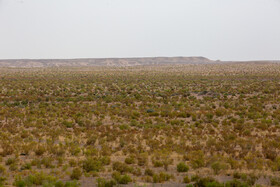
[0,0,279,60]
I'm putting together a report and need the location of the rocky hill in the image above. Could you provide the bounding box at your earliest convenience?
[0,57,214,67]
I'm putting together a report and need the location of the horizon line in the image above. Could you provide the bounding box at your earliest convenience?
[0,56,279,62]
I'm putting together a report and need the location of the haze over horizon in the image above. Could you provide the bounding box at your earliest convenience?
[0,0,280,61]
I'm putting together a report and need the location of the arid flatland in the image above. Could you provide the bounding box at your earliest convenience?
[0,63,280,186]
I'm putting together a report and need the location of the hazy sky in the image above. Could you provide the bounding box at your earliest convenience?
[0,0,280,60]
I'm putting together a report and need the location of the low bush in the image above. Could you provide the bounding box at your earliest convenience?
[177,162,189,172]
[225,179,250,187]
[124,156,135,165]
[183,175,190,183]
[100,156,111,165]
[0,165,5,174]
[211,161,229,174]
[5,157,17,166]
[137,153,148,166]
[13,172,56,186]
[112,172,132,184]
[112,161,133,174]
[82,157,102,172]
[153,172,172,183]
[70,168,82,180]
[0,177,5,187]
[20,163,32,170]
[35,145,46,156]
[144,168,154,176]
[194,177,223,187]
[96,178,116,187]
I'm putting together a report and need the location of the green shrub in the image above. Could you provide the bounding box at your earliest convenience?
[35,145,46,156]
[191,175,200,182]
[20,162,32,170]
[137,153,148,166]
[70,168,82,180]
[0,177,6,187]
[69,159,77,167]
[41,157,54,168]
[204,181,224,187]
[14,179,26,187]
[100,156,111,165]
[144,168,154,176]
[14,172,57,186]
[86,136,97,146]
[96,178,116,187]
[177,162,189,172]
[152,160,163,167]
[5,157,17,165]
[54,181,64,187]
[63,181,80,187]
[27,172,56,185]
[195,177,223,187]
[14,174,79,187]
[0,165,5,174]
[82,158,102,172]
[63,120,73,128]
[131,167,142,176]
[153,172,171,183]
[9,163,18,171]
[119,124,130,130]
[183,175,190,183]
[119,175,132,184]
[270,177,280,186]
[112,162,132,174]
[188,150,205,169]
[125,156,135,165]
[112,172,132,184]
[225,179,250,187]
[211,161,229,174]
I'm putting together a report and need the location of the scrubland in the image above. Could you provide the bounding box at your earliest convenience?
[0,63,280,186]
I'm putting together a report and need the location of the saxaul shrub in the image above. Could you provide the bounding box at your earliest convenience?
[125,155,135,165]
[86,135,97,146]
[14,172,56,186]
[20,162,32,170]
[96,178,116,187]
[0,165,5,174]
[34,145,46,156]
[82,157,102,172]
[112,171,132,184]
[144,168,154,176]
[211,161,229,174]
[131,167,142,176]
[69,159,77,167]
[5,157,17,166]
[100,156,111,165]
[183,175,190,183]
[137,153,148,166]
[177,162,189,172]
[0,143,14,157]
[187,150,205,169]
[9,163,18,171]
[112,161,133,174]
[41,157,54,168]
[70,168,82,180]
[153,172,172,183]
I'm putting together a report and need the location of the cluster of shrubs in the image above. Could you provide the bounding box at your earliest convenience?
[0,66,280,185]
[13,172,79,187]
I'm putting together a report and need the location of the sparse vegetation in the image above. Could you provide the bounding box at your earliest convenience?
[0,64,280,186]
